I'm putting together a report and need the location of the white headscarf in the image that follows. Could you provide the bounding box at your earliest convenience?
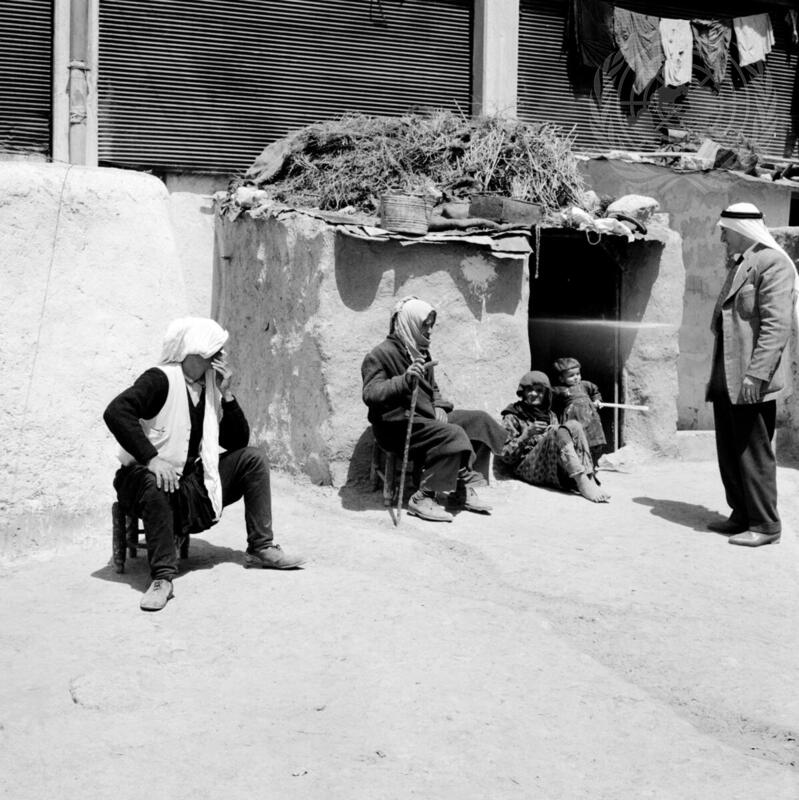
[160,317,229,363]
[390,296,436,361]
[160,317,230,520]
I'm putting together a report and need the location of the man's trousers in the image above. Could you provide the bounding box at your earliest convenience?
[114,447,274,579]
[712,396,780,535]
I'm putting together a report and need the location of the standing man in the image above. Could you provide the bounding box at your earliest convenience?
[707,203,797,547]
[105,317,304,611]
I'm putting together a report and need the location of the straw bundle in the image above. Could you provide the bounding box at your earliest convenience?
[237,111,587,215]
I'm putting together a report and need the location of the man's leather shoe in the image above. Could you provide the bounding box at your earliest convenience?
[728,531,781,547]
[245,544,305,569]
[448,485,492,514]
[408,492,453,522]
[140,579,174,611]
[707,518,748,534]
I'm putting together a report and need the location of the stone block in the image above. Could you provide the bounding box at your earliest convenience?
[607,194,660,224]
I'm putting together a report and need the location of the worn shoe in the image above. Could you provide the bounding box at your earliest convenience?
[140,579,174,612]
[707,518,748,535]
[448,485,493,514]
[728,531,781,547]
[245,544,305,569]
[407,492,453,522]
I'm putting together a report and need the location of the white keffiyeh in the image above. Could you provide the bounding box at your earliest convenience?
[718,202,799,351]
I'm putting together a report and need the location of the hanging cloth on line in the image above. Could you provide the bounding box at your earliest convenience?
[659,18,692,87]
[614,8,663,94]
[733,13,774,67]
[691,18,732,89]
[570,0,615,68]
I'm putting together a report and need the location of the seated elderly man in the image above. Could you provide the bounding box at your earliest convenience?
[104,317,304,612]
[362,296,507,522]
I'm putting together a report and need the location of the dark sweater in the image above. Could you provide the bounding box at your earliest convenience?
[361,336,453,425]
[103,367,250,468]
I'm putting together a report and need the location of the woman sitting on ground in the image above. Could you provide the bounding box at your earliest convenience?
[361,296,507,522]
[500,371,610,503]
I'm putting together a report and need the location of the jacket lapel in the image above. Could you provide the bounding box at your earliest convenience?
[725,260,753,302]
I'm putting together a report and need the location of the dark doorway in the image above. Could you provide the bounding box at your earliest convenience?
[790,192,799,226]
[528,230,621,450]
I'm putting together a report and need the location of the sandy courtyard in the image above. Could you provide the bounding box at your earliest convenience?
[1,457,797,799]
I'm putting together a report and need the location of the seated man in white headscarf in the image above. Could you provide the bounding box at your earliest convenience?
[104,317,304,611]
[706,203,798,547]
[362,296,507,522]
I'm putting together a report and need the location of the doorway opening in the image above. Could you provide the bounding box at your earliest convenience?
[528,230,622,451]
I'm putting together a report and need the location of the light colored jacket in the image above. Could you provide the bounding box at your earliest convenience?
[709,243,796,403]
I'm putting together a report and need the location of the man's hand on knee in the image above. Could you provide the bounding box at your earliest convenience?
[147,456,181,493]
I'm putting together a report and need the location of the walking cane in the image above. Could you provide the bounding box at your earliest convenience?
[395,377,419,527]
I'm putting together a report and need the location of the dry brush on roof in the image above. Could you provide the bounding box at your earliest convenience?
[240,111,588,215]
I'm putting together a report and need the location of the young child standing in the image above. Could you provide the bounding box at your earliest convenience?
[551,357,606,469]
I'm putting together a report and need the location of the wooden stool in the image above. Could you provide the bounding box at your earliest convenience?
[112,501,189,574]
[370,441,421,508]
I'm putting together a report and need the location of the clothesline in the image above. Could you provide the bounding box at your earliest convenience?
[572,1,778,93]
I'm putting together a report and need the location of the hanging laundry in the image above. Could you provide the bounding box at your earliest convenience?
[733,13,775,67]
[614,8,663,94]
[691,18,732,89]
[659,18,692,87]
[570,0,615,68]
[787,9,799,47]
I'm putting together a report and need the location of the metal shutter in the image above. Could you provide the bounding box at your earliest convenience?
[0,0,52,155]
[518,1,798,159]
[98,0,472,173]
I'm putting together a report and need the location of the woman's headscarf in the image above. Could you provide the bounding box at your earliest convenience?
[389,296,436,361]
[159,317,229,521]
[515,370,553,421]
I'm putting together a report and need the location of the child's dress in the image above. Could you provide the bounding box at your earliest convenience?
[552,381,606,451]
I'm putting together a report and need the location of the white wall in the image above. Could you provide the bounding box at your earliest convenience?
[165,173,230,317]
[0,163,188,557]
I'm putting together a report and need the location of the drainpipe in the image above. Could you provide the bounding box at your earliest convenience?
[68,0,90,164]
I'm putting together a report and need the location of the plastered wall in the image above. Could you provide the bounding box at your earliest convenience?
[165,173,230,317]
[214,207,687,484]
[0,163,188,557]
[616,220,685,455]
[214,210,531,487]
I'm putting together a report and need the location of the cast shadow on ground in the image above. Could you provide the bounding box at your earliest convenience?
[338,425,516,514]
[90,538,247,593]
[338,427,397,513]
[633,496,730,534]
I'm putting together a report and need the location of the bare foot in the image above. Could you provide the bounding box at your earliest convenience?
[575,473,610,503]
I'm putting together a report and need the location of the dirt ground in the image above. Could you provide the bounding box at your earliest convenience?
[1,455,798,800]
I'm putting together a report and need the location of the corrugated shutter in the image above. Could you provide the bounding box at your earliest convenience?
[0,0,52,155]
[98,0,472,173]
[518,1,798,159]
